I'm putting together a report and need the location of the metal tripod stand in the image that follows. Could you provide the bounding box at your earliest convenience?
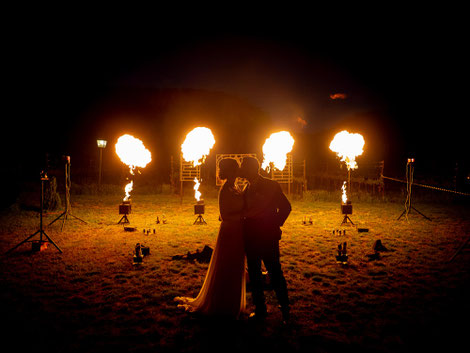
[117,214,130,224]
[448,236,470,262]
[397,159,431,221]
[193,214,207,225]
[341,214,355,226]
[48,157,87,231]
[5,173,62,254]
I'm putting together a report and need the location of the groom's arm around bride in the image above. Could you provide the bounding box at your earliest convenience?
[242,168,291,241]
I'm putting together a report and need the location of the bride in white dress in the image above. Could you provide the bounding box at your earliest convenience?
[175,158,246,318]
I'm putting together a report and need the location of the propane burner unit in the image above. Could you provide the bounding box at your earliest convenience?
[193,200,206,225]
[118,200,131,224]
[340,200,354,226]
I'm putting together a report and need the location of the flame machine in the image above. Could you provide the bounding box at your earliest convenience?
[180,127,215,222]
[118,200,131,224]
[115,134,152,225]
[341,200,354,226]
[340,177,355,226]
[193,200,206,225]
[329,130,364,227]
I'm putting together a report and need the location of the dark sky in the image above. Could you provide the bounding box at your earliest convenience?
[5,9,469,179]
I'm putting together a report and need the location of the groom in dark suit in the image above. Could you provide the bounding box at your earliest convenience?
[240,156,291,323]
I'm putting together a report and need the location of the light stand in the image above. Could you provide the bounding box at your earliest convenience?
[397,159,431,221]
[5,172,62,254]
[48,156,87,231]
[97,139,107,192]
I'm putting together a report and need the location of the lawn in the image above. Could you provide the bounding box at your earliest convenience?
[1,193,469,352]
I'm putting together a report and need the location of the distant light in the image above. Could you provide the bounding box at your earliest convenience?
[97,139,107,148]
[330,93,347,100]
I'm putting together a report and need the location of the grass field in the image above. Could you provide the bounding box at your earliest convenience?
[1,193,469,352]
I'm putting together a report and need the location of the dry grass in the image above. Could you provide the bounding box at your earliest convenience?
[1,194,469,352]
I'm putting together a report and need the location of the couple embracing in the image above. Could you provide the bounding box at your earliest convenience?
[175,157,292,323]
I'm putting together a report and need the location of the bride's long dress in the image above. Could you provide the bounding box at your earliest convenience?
[174,182,246,317]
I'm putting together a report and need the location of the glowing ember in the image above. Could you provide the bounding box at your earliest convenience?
[115,134,152,201]
[329,130,365,170]
[181,127,215,201]
[261,131,295,172]
[181,127,216,167]
[193,178,201,202]
[341,181,347,203]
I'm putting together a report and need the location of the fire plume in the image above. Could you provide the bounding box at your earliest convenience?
[115,134,152,174]
[193,178,201,202]
[115,134,152,201]
[124,181,134,202]
[181,127,216,167]
[341,181,347,203]
[261,131,295,172]
[181,127,215,201]
[329,130,365,170]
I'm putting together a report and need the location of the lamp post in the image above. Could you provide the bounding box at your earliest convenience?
[97,139,107,192]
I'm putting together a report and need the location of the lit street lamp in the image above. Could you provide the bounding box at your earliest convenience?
[97,139,107,191]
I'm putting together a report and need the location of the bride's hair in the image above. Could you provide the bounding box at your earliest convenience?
[219,158,239,180]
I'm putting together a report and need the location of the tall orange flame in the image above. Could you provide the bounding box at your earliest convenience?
[330,130,364,204]
[115,134,152,201]
[124,181,134,202]
[193,178,201,202]
[341,181,347,203]
[181,127,215,201]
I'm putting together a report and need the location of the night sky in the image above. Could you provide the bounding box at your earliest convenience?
[5,9,468,183]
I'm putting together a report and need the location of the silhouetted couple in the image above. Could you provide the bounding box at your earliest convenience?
[175,157,292,323]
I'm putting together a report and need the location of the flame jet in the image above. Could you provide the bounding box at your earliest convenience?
[261,131,295,172]
[115,134,152,201]
[329,130,364,170]
[329,130,365,203]
[181,127,216,201]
